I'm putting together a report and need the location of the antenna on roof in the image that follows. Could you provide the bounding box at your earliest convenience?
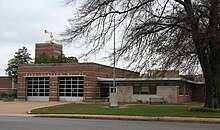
[44,29,53,45]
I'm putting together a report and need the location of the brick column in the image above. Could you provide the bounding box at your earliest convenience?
[84,76,99,100]
[17,77,26,101]
[49,77,59,101]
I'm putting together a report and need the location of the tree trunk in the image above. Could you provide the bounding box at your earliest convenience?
[212,65,220,108]
[202,44,220,109]
[195,39,220,109]
[203,65,220,109]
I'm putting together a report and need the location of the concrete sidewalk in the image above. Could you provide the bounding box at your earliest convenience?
[34,114,220,124]
[0,101,69,115]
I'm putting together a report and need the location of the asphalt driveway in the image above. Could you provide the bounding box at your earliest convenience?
[0,101,69,115]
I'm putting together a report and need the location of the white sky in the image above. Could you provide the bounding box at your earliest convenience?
[0,0,113,76]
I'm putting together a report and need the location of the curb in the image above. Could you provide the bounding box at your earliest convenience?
[33,114,220,124]
[0,114,36,117]
[27,102,72,114]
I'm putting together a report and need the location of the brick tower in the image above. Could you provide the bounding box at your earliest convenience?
[35,41,63,58]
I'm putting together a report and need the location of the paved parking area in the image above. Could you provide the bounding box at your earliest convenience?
[0,101,69,115]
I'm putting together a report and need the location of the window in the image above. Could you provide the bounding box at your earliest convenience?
[179,85,184,95]
[133,83,157,95]
[133,85,141,94]
[149,85,157,94]
[185,86,190,96]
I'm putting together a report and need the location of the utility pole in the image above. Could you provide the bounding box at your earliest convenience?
[109,16,118,107]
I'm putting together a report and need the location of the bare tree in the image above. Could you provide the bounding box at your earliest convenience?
[61,0,220,109]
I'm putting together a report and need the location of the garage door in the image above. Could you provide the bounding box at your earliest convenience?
[59,77,84,101]
[26,77,49,101]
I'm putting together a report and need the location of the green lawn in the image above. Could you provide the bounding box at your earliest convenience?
[31,103,220,118]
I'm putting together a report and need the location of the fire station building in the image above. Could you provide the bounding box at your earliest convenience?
[17,41,139,101]
[17,42,205,103]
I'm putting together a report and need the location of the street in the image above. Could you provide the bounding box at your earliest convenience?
[0,116,219,130]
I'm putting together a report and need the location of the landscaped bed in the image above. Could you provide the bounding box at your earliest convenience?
[31,103,220,118]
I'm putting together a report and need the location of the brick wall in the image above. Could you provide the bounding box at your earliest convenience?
[0,76,13,93]
[143,70,180,78]
[18,63,140,101]
[176,82,192,103]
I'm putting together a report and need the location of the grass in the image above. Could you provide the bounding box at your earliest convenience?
[31,103,220,118]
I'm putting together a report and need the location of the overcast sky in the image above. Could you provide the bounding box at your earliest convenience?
[0,0,112,76]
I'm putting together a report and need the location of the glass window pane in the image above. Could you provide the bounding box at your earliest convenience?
[66,81,71,84]
[66,77,71,80]
[179,86,184,95]
[27,89,32,92]
[45,81,49,84]
[59,89,64,92]
[78,85,83,88]
[60,81,65,84]
[79,77,83,80]
[141,86,149,94]
[133,86,141,94]
[59,93,64,96]
[60,85,65,88]
[149,86,157,95]
[39,85,44,88]
[66,93,71,96]
[66,89,71,92]
[78,89,83,92]
[185,86,190,96]
[72,85,77,89]
[33,93,38,96]
[72,81,77,84]
[27,93,32,96]
[72,93,77,96]
[78,93,83,97]
[79,81,83,84]
[66,85,71,88]
[33,89,38,92]
[33,85,38,88]
[39,93,44,96]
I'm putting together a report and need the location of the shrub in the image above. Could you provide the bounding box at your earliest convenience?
[0,93,8,99]
[0,89,17,100]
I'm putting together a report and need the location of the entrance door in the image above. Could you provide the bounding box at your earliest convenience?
[59,77,84,101]
[26,77,49,101]
[100,83,115,98]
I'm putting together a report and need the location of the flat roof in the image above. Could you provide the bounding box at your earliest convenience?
[19,62,139,74]
[97,77,205,85]
[0,76,10,78]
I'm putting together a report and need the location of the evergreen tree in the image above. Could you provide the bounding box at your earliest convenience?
[6,47,32,82]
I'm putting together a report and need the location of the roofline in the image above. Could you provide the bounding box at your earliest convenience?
[35,41,62,45]
[19,62,139,74]
[183,79,205,85]
[97,77,205,85]
[0,76,10,78]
